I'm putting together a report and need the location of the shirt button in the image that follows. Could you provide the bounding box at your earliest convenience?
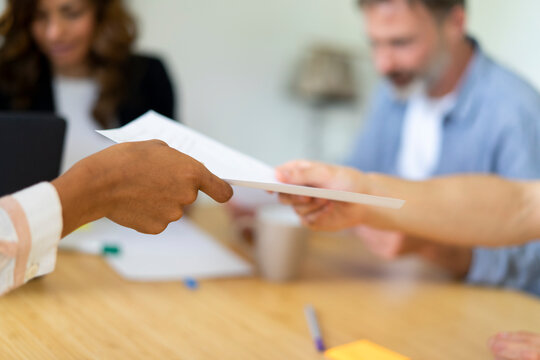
[25,263,39,281]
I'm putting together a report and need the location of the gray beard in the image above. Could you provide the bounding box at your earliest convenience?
[391,47,452,101]
[390,78,427,101]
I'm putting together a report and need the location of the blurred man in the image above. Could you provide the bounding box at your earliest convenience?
[348,0,540,293]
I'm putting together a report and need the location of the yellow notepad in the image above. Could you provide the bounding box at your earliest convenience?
[325,340,410,360]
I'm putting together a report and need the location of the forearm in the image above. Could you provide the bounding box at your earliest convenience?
[52,160,111,237]
[527,182,540,242]
[418,242,472,278]
[363,174,537,247]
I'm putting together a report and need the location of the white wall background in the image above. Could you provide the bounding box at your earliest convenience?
[128,0,370,165]
[2,0,540,164]
[468,0,540,91]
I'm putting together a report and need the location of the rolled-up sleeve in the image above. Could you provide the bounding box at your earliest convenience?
[467,243,540,296]
[464,103,540,295]
[0,182,62,295]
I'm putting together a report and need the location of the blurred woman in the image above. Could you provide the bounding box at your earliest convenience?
[0,0,176,170]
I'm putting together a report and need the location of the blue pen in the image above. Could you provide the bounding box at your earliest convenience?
[183,277,199,290]
[304,304,325,352]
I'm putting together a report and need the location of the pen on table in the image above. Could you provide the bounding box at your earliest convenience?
[304,304,325,352]
[183,277,199,290]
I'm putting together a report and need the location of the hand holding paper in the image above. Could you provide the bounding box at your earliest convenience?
[97,111,404,209]
[277,160,397,231]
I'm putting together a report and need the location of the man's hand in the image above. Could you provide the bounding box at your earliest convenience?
[52,140,233,236]
[489,332,540,360]
[355,226,472,278]
[276,161,371,231]
[354,226,410,260]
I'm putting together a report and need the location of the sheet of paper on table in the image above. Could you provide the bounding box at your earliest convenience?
[97,111,405,209]
[60,218,252,281]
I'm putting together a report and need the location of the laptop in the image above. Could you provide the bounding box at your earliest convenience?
[0,112,66,197]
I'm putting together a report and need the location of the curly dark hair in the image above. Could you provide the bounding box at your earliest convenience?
[0,0,137,128]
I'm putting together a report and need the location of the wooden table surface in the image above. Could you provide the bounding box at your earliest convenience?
[1,205,540,359]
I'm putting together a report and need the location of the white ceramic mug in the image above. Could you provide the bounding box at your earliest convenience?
[252,204,308,282]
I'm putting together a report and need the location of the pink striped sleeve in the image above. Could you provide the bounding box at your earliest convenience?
[0,183,62,295]
[0,196,32,291]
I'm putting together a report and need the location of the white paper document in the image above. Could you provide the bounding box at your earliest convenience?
[60,218,252,281]
[97,111,405,209]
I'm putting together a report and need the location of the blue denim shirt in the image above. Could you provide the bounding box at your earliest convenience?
[346,44,540,296]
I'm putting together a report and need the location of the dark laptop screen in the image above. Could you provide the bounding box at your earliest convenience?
[0,113,66,196]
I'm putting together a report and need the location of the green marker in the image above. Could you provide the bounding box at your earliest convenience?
[102,244,121,256]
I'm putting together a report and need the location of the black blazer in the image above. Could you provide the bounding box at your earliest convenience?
[0,54,177,126]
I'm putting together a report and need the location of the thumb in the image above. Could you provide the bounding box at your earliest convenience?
[276,161,333,188]
[199,168,234,203]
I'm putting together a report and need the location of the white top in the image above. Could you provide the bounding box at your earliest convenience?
[397,90,457,180]
[0,183,62,295]
[53,76,114,172]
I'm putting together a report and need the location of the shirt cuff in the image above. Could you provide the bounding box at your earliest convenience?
[12,182,63,282]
